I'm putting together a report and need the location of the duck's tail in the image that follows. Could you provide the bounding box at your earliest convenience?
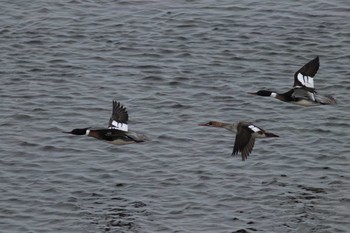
[316,95,337,105]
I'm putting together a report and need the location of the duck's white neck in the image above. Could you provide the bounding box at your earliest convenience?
[270,92,277,98]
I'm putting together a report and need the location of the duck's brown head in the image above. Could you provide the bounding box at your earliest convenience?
[198,121,224,127]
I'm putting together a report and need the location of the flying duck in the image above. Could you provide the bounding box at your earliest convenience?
[64,100,147,144]
[199,121,278,161]
[249,56,336,106]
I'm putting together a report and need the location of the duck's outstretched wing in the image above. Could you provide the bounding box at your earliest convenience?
[232,122,257,161]
[108,101,129,132]
[293,56,319,91]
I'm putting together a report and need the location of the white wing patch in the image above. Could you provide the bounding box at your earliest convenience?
[248,125,261,133]
[297,73,314,88]
[109,120,128,132]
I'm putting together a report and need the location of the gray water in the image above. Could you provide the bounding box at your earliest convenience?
[1,0,349,232]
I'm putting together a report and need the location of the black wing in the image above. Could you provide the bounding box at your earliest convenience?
[108,101,129,130]
[293,56,319,91]
[232,122,256,161]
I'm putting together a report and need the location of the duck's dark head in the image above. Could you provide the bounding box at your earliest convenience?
[63,127,91,135]
[248,90,273,97]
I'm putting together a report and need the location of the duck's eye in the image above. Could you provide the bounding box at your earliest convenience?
[208,122,213,125]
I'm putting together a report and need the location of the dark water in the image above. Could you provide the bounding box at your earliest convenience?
[1,0,349,232]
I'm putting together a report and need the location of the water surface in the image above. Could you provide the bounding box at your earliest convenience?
[1,0,349,232]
